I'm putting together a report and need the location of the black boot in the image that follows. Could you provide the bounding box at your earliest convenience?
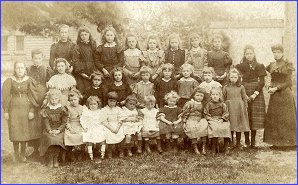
[144,140,151,153]
[156,139,163,153]
[251,130,256,148]
[236,132,242,149]
[244,131,250,147]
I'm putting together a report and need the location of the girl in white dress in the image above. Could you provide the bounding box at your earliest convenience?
[80,96,106,160]
[101,92,125,158]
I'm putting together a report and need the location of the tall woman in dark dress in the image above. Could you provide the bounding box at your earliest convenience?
[264,44,296,147]
[236,45,267,147]
[74,26,98,93]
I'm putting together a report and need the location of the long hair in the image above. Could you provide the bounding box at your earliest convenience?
[110,67,129,84]
[240,45,257,64]
[13,61,27,77]
[188,32,202,50]
[167,33,181,50]
[76,26,97,51]
[101,25,118,44]
[124,33,140,50]
[210,87,223,102]
[226,68,242,87]
[146,34,161,50]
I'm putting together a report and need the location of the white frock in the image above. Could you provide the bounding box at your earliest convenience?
[121,107,143,135]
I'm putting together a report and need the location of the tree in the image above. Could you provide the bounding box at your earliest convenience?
[2,2,123,36]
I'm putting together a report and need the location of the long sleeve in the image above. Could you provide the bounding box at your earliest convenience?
[49,43,57,70]
[224,52,233,72]
[256,64,266,92]
[58,107,68,132]
[72,45,82,75]
[277,73,293,91]
[241,85,248,108]
[2,78,12,113]
[44,117,51,132]
[116,49,124,68]
[221,103,229,121]
[222,86,227,101]
[94,46,104,71]
[203,103,212,120]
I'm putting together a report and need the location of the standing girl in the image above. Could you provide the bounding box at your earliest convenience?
[49,24,78,73]
[107,67,132,106]
[186,33,208,81]
[123,33,144,85]
[140,95,162,153]
[198,67,222,100]
[177,63,199,108]
[207,34,232,85]
[236,45,267,147]
[154,63,178,108]
[64,89,84,161]
[81,71,107,106]
[142,35,165,80]
[121,95,143,156]
[46,58,77,106]
[264,44,296,148]
[164,33,186,78]
[204,87,231,155]
[131,66,155,108]
[158,91,184,152]
[182,88,208,155]
[39,89,68,168]
[2,61,39,162]
[223,68,250,148]
[74,26,98,92]
[80,96,106,160]
[94,26,123,83]
[100,92,125,158]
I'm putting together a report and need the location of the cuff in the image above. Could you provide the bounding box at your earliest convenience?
[253,91,259,96]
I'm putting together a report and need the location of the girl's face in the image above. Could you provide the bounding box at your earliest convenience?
[141,72,150,82]
[213,38,222,50]
[126,101,136,111]
[80,31,90,42]
[194,92,204,102]
[273,50,283,60]
[105,30,115,43]
[191,37,201,48]
[32,53,43,66]
[148,39,158,50]
[203,72,213,82]
[167,97,177,107]
[244,49,255,62]
[182,68,192,78]
[56,62,66,74]
[145,101,155,110]
[229,73,239,84]
[14,63,26,78]
[108,99,117,107]
[170,38,179,50]
[60,28,69,41]
[114,71,123,82]
[89,101,99,111]
[92,75,102,87]
[69,96,80,107]
[127,36,137,49]
[210,91,221,102]
[49,96,60,106]
[163,69,172,79]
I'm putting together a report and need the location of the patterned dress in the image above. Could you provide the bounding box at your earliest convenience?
[80,107,106,143]
[64,105,84,146]
[140,108,160,138]
[39,105,68,156]
[236,60,267,130]
[204,101,231,138]
[46,73,77,106]
[177,77,199,107]
[186,47,208,78]
[142,49,165,76]
[2,76,40,142]
[121,107,143,136]
[223,85,250,132]
[131,81,154,107]
[263,58,296,146]
[182,99,208,139]
[123,48,144,85]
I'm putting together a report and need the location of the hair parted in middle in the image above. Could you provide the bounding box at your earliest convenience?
[226,67,242,87]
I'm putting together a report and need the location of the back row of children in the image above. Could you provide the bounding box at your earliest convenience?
[2,24,278,167]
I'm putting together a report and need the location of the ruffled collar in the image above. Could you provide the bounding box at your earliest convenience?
[11,75,29,83]
[190,47,203,52]
[170,48,179,51]
[47,73,76,90]
[81,40,90,44]
[141,80,151,85]
[147,48,159,53]
[179,77,194,82]
[114,81,123,86]
[48,103,62,110]
[124,48,141,56]
[191,99,202,104]
[104,42,117,47]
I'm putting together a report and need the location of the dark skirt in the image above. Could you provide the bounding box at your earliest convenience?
[263,87,296,146]
[159,121,184,136]
[243,82,266,130]
[39,130,66,156]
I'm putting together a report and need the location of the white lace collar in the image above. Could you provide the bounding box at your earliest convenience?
[114,81,123,86]
[48,103,62,110]
[141,80,151,85]
[147,48,159,53]
[104,42,117,47]
[165,105,177,108]
[180,77,194,82]
[124,48,141,56]
[11,75,29,83]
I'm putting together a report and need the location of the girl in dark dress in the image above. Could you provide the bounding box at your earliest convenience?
[236,45,267,148]
[49,24,78,73]
[74,26,98,92]
[94,26,123,84]
[2,61,39,163]
[264,44,296,147]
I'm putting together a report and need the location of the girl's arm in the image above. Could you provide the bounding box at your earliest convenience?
[159,115,173,125]
[49,43,57,70]
[2,78,12,116]
[222,86,227,101]
[57,107,69,132]
[221,103,229,121]
[241,85,248,108]
[44,118,52,132]
[203,103,212,121]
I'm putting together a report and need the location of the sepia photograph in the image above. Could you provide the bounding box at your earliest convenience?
[1,1,297,184]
